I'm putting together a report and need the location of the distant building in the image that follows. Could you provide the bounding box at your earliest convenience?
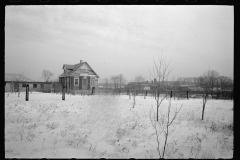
[128,81,157,91]
[127,80,198,92]
[5,73,52,92]
[58,60,100,95]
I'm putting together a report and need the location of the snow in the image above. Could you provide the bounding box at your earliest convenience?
[5,92,233,158]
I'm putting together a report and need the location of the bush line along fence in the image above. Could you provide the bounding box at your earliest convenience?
[5,82,233,100]
[96,88,234,100]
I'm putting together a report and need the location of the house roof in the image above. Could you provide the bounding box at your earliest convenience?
[58,72,67,78]
[59,61,100,78]
[62,64,75,70]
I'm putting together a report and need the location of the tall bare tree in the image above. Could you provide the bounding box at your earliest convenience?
[149,55,173,121]
[41,70,54,82]
[198,70,219,120]
[203,70,219,97]
[111,75,119,94]
[198,75,210,120]
[110,74,126,95]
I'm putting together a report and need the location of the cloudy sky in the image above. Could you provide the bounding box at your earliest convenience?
[5,5,233,82]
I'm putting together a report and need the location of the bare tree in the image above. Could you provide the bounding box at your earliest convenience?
[132,89,136,108]
[218,76,233,91]
[111,75,119,94]
[41,70,54,82]
[118,74,126,95]
[11,72,27,97]
[111,74,126,95]
[203,70,219,97]
[217,76,233,99]
[198,76,209,120]
[176,77,184,85]
[9,82,15,93]
[198,70,219,120]
[148,55,173,121]
[150,98,182,158]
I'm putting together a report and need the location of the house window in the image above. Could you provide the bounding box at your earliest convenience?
[74,78,79,86]
[91,79,94,86]
[33,84,37,88]
[83,79,87,85]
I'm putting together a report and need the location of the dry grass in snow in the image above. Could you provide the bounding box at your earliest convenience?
[5,92,233,158]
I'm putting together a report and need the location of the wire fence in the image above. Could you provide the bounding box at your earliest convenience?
[5,82,233,100]
[96,88,233,100]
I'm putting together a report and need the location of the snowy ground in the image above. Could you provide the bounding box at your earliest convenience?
[5,92,233,158]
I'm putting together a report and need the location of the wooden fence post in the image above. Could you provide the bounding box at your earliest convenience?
[62,86,65,100]
[187,90,189,100]
[25,84,29,101]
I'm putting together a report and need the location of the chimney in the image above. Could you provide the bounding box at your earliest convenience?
[80,60,83,63]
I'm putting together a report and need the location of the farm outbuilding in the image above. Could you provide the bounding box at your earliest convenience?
[5,73,53,93]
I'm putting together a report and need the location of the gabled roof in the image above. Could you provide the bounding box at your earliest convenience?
[62,64,75,70]
[59,62,100,78]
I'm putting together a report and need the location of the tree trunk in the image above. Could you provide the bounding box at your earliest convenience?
[155,89,156,99]
[18,84,20,97]
[156,91,160,121]
[202,103,206,120]
[202,94,207,120]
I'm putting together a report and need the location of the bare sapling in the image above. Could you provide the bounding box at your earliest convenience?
[129,90,131,99]
[150,97,183,158]
[198,70,218,120]
[202,91,209,120]
[148,55,174,121]
[11,72,27,97]
[133,90,136,108]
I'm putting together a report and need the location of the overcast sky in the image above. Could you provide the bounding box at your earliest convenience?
[5,5,233,82]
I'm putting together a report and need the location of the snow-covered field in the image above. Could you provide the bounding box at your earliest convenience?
[5,92,233,158]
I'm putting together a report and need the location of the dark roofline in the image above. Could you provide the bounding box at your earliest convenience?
[5,81,52,84]
[60,61,100,78]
